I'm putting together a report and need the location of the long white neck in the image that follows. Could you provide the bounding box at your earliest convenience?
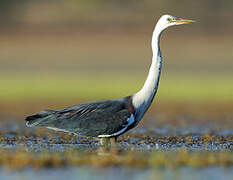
[132,24,163,118]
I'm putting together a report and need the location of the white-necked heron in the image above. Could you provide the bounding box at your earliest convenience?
[25,15,194,145]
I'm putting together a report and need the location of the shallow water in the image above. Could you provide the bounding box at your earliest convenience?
[0,122,232,179]
[1,166,233,180]
[0,124,232,152]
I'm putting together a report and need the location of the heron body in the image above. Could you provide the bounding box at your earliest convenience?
[25,15,194,143]
[26,96,136,138]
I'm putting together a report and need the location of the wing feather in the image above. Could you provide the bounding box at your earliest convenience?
[45,98,133,137]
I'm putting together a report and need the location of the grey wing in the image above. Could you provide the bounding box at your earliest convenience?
[44,99,133,137]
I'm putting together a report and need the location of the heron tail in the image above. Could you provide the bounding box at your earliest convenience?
[25,110,57,127]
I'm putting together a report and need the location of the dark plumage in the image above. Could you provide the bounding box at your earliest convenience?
[26,96,135,138]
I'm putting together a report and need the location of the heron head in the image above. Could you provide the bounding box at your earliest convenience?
[157,15,195,31]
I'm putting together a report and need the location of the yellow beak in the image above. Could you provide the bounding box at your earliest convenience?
[175,18,195,25]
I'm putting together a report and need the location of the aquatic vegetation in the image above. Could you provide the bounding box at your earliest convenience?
[0,147,232,170]
[0,126,232,150]
[0,103,232,170]
[0,125,232,170]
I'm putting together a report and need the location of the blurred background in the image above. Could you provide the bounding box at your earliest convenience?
[0,0,233,125]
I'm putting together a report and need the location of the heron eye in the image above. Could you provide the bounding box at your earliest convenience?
[167,17,172,22]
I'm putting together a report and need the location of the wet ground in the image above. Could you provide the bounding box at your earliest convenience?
[0,124,232,152]
[0,122,232,180]
[0,103,232,179]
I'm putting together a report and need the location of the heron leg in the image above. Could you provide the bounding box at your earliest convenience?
[110,136,117,144]
[100,137,111,146]
[100,137,117,146]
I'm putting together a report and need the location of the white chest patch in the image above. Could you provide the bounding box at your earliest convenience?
[98,114,135,138]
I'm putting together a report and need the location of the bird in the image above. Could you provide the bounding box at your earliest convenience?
[25,15,194,145]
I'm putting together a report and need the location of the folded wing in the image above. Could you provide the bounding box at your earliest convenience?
[26,97,134,137]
